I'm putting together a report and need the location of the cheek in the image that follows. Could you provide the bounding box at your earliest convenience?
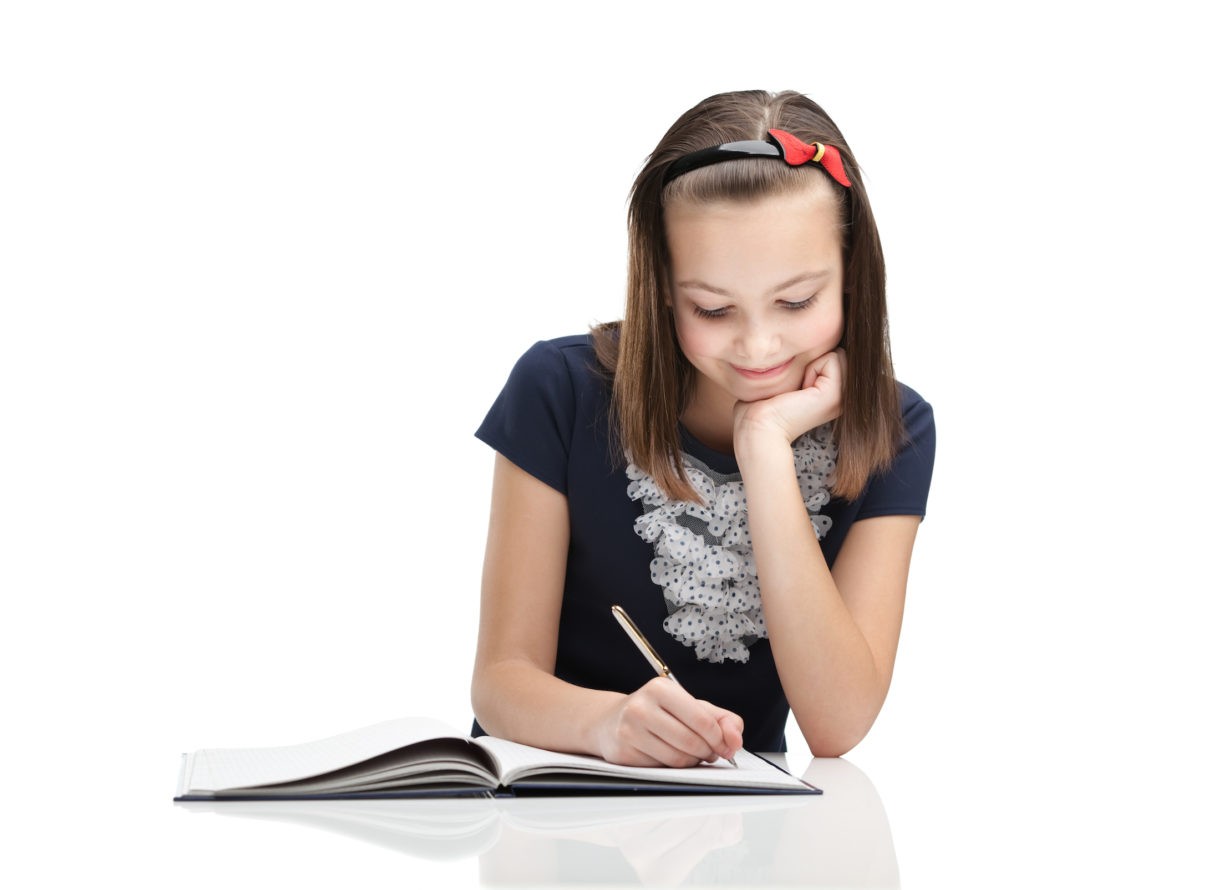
[824,314,846,347]
[674,319,719,362]
[797,304,845,350]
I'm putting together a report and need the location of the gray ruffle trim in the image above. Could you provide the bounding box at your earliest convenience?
[626,425,836,663]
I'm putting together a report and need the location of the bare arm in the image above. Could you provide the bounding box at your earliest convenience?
[738,438,917,755]
[733,350,919,756]
[470,454,743,766]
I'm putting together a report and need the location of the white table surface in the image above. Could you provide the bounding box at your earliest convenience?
[170,755,896,888]
[160,742,1218,888]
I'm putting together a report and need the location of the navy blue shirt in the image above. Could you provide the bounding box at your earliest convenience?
[474,334,935,751]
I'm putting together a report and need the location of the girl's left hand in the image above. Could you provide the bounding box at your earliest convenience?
[733,348,845,449]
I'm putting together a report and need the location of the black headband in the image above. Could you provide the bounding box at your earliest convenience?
[662,129,852,188]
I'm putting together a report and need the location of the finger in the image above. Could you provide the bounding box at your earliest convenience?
[703,704,744,760]
[823,348,846,376]
[714,711,745,760]
[652,700,741,765]
[832,347,847,380]
[635,713,718,767]
[646,680,731,760]
[619,680,719,765]
[618,700,713,766]
[802,349,841,389]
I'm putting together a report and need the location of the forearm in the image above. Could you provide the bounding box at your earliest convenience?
[738,435,888,756]
[473,454,626,756]
[471,657,625,756]
[472,654,743,767]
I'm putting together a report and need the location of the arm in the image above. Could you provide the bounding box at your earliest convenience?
[470,453,743,766]
[733,351,920,756]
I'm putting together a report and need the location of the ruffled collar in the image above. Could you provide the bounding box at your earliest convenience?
[625,425,837,664]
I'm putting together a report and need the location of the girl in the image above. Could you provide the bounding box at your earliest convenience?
[471,89,935,763]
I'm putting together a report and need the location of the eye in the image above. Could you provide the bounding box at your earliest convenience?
[693,305,729,320]
[779,296,815,311]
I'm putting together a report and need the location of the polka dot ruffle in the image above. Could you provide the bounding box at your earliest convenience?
[626,424,836,663]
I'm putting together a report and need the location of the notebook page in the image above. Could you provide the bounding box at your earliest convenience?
[476,737,805,790]
[188,717,462,792]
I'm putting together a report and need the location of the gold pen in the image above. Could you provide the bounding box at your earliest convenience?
[610,604,738,767]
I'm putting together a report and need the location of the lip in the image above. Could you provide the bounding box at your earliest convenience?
[731,358,793,380]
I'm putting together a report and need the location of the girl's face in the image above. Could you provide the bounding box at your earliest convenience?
[666,185,845,423]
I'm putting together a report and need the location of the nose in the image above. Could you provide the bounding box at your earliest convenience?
[734,317,780,365]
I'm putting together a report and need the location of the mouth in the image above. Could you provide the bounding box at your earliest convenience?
[731,358,793,380]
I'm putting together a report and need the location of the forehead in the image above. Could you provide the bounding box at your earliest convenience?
[664,185,844,284]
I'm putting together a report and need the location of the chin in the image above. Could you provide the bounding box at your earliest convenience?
[741,375,802,401]
[732,387,787,406]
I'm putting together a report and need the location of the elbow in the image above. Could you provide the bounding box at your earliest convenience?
[469,667,497,734]
[470,658,520,738]
[801,715,877,758]
[809,739,859,758]
[470,660,495,730]
[798,684,889,757]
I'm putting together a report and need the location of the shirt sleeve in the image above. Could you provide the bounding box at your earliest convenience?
[854,384,936,520]
[475,339,577,495]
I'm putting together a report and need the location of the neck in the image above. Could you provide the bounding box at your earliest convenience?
[679,385,736,454]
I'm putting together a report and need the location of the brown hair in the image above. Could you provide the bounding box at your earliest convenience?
[593,89,901,502]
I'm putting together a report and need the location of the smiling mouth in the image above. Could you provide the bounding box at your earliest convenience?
[731,358,793,379]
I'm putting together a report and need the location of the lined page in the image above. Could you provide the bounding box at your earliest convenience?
[187,717,462,792]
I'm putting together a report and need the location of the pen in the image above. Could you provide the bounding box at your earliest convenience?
[610,604,738,767]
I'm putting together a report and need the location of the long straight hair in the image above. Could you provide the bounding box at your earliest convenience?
[593,89,901,502]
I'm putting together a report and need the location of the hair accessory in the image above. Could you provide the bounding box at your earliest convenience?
[662,128,852,188]
[766,129,852,188]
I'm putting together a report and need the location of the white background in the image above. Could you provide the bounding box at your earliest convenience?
[3,1,1217,887]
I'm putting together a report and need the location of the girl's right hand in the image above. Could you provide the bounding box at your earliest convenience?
[593,677,744,767]
[733,348,846,451]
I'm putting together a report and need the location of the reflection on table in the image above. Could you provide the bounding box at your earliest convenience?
[175,755,898,887]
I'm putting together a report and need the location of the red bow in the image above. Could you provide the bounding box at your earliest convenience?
[768,129,852,188]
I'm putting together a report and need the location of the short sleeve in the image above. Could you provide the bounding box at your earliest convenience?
[475,339,577,495]
[854,384,936,520]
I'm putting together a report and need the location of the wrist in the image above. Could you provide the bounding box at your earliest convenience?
[584,690,629,759]
[733,422,793,466]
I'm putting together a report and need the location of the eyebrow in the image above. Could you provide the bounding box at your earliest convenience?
[674,270,831,298]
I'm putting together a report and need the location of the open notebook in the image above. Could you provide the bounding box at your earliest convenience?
[174,717,820,799]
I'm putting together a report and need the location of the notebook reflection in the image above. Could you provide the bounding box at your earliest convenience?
[175,757,898,888]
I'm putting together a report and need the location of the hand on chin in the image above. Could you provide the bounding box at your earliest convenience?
[732,349,845,447]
